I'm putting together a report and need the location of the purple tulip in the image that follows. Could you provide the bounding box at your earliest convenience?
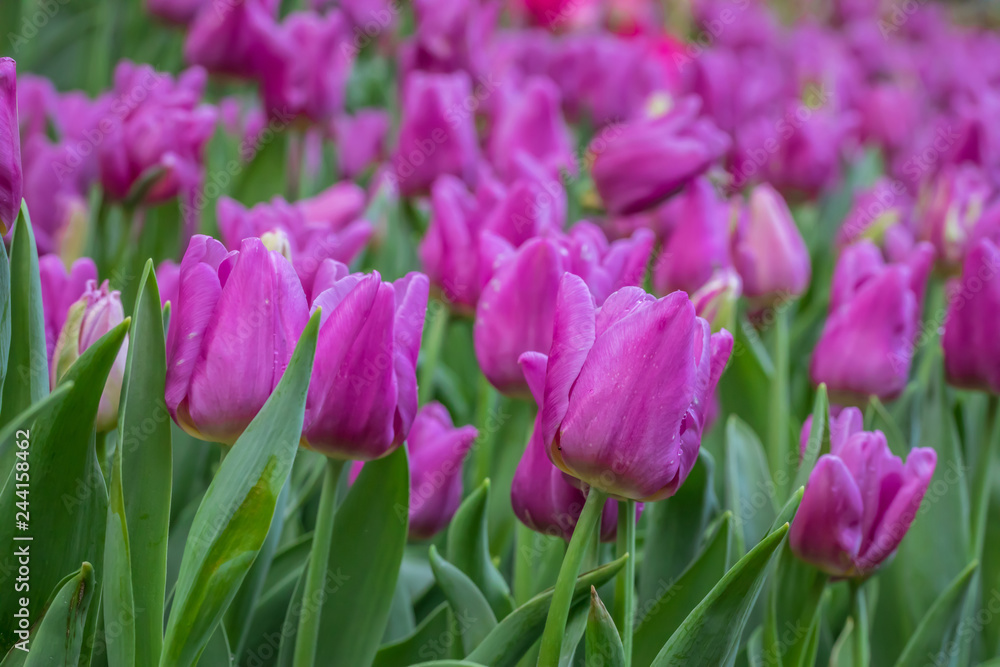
[156,259,181,309]
[732,183,811,306]
[836,178,910,250]
[98,63,216,212]
[217,183,371,299]
[401,0,498,77]
[39,255,98,364]
[790,429,936,577]
[332,110,391,179]
[810,241,933,405]
[393,71,480,196]
[942,238,1000,392]
[916,164,993,274]
[559,222,653,306]
[481,153,566,245]
[165,235,310,445]
[590,97,729,216]
[352,402,477,539]
[798,406,864,459]
[0,58,22,233]
[487,77,574,182]
[302,262,428,460]
[652,178,734,296]
[690,267,742,334]
[184,0,280,79]
[51,280,128,432]
[523,275,733,501]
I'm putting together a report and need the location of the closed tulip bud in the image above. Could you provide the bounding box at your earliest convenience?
[790,430,936,577]
[488,77,574,181]
[39,255,98,363]
[1,58,22,234]
[652,178,734,296]
[352,402,478,539]
[524,275,733,501]
[591,97,729,216]
[732,183,811,305]
[810,241,933,405]
[917,165,992,273]
[690,268,742,334]
[184,0,280,79]
[52,281,128,433]
[303,264,429,460]
[165,235,310,444]
[942,238,1000,392]
[394,72,480,196]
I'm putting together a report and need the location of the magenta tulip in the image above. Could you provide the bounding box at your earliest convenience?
[798,406,864,458]
[184,0,281,79]
[165,235,310,444]
[487,77,574,181]
[916,164,993,273]
[0,57,22,233]
[942,238,1000,392]
[332,110,391,179]
[39,255,98,364]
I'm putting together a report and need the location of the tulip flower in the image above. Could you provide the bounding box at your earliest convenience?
[481,153,566,246]
[590,96,729,216]
[836,178,910,249]
[798,406,864,458]
[916,164,993,273]
[810,241,933,405]
[942,238,1000,393]
[652,178,734,296]
[790,429,936,577]
[39,255,98,364]
[352,402,478,539]
[522,275,733,501]
[165,236,310,444]
[302,262,429,460]
[51,280,128,432]
[332,110,391,179]
[488,77,574,181]
[403,0,498,76]
[184,0,280,79]
[690,268,742,334]
[216,183,371,299]
[474,227,652,398]
[732,183,811,306]
[0,57,22,233]
[393,72,480,196]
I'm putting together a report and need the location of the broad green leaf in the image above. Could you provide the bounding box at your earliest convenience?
[650,523,790,667]
[411,662,487,666]
[104,426,135,667]
[586,588,624,667]
[373,604,451,667]
[114,261,173,667]
[792,385,829,492]
[560,599,588,667]
[717,314,773,442]
[314,445,409,666]
[466,556,627,667]
[639,450,717,610]
[429,545,498,655]
[513,523,563,605]
[0,383,72,488]
[229,128,290,206]
[447,479,514,619]
[633,514,733,667]
[0,205,48,432]
[197,625,233,667]
[160,311,320,666]
[22,563,96,666]
[893,561,978,667]
[725,416,777,554]
[0,320,128,655]
[763,546,827,667]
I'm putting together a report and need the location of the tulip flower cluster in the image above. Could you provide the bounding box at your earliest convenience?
[3,0,1000,666]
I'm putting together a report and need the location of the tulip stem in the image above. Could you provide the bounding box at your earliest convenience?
[293,457,346,667]
[848,580,870,667]
[768,308,791,500]
[614,499,636,664]
[537,487,608,666]
[418,300,449,405]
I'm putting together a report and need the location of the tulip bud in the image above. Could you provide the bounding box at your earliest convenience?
[302,264,429,460]
[488,77,574,182]
[165,236,310,445]
[790,430,936,577]
[184,0,281,79]
[0,58,22,234]
[52,281,128,432]
[942,238,1000,392]
[590,96,729,216]
[527,275,733,501]
[690,268,742,333]
[39,255,98,364]
[810,241,933,405]
[732,183,811,305]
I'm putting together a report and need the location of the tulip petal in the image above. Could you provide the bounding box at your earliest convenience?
[789,455,864,576]
[392,272,429,444]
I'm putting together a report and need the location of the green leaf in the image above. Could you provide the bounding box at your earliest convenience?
[792,384,829,492]
[717,314,773,441]
[639,450,717,610]
[411,662,487,667]
[586,587,624,667]
[447,479,514,620]
[0,238,10,415]
[763,546,827,667]
[725,416,777,554]
[633,513,733,667]
[22,563,96,666]
[0,205,48,431]
[0,383,72,486]
[313,445,410,666]
[277,558,309,667]
[649,523,790,667]
[160,310,320,666]
[197,625,233,667]
[112,261,173,667]
[893,561,978,667]
[103,426,135,667]
[466,556,627,667]
[373,604,451,667]
[229,128,290,207]
[429,545,498,655]
[0,320,129,655]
